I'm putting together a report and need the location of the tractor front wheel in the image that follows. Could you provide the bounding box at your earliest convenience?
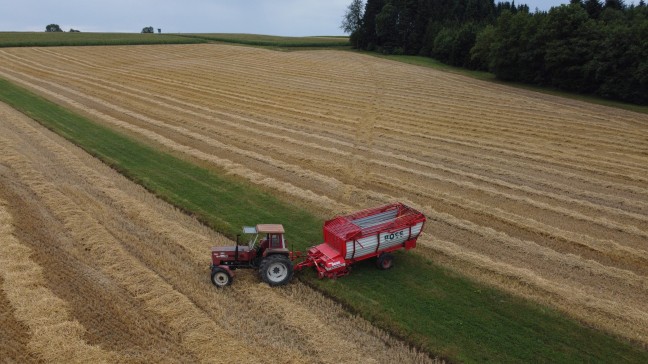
[211,267,233,287]
[259,255,294,286]
[376,253,394,270]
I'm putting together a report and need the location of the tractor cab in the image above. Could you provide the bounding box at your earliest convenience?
[250,224,289,256]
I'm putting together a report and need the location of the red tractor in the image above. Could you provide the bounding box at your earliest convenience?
[210,224,295,287]
[210,203,426,287]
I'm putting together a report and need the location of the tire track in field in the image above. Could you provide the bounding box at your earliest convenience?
[120,64,648,171]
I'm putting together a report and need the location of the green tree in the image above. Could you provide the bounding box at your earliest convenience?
[516,11,549,84]
[393,0,419,54]
[341,0,365,47]
[141,26,154,34]
[591,9,648,103]
[470,24,496,70]
[375,2,400,52]
[411,0,433,54]
[344,0,647,104]
[488,11,528,80]
[420,20,444,56]
[604,0,625,10]
[453,22,480,67]
[433,23,480,67]
[341,0,365,34]
[357,0,385,50]
[585,0,603,18]
[542,5,595,90]
[432,27,457,62]
[45,24,63,32]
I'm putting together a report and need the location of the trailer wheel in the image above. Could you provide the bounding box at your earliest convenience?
[376,253,394,270]
[211,268,233,287]
[259,255,294,286]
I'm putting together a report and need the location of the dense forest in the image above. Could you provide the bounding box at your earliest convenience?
[348,0,648,104]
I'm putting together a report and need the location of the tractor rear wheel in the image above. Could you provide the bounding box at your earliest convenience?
[376,253,394,270]
[211,267,233,287]
[259,255,294,286]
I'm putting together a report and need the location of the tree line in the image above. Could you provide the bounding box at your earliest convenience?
[45,24,79,32]
[344,0,648,104]
[44,24,157,33]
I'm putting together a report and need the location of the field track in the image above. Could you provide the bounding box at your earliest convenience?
[0,43,647,346]
[0,102,433,363]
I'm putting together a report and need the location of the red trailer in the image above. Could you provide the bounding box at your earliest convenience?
[294,202,426,278]
[209,202,426,287]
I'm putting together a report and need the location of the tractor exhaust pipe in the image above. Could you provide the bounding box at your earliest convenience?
[235,234,240,261]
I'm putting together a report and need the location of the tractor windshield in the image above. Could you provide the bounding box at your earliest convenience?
[242,226,259,249]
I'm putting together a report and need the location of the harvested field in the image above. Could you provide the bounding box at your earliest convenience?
[0,102,432,363]
[0,43,647,347]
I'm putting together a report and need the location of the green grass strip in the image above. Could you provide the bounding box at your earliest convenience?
[0,32,207,48]
[1,78,646,363]
[179,33,350,48]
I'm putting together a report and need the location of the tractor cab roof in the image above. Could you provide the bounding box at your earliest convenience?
[242,224,285,234]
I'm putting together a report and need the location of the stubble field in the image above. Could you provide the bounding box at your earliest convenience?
[0,102,432,363]
[0,43,647,351]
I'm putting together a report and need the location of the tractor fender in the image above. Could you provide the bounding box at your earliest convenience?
[214,265,234,277]
[262,248,290,258]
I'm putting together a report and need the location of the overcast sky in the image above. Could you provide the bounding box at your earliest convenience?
[1,0,589,35]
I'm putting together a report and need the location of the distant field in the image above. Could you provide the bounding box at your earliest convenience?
[0,32,207,47]
[0,32,348,49]
[181,33,350,47]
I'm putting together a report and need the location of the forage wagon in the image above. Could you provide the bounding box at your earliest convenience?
[209,202,426,287]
